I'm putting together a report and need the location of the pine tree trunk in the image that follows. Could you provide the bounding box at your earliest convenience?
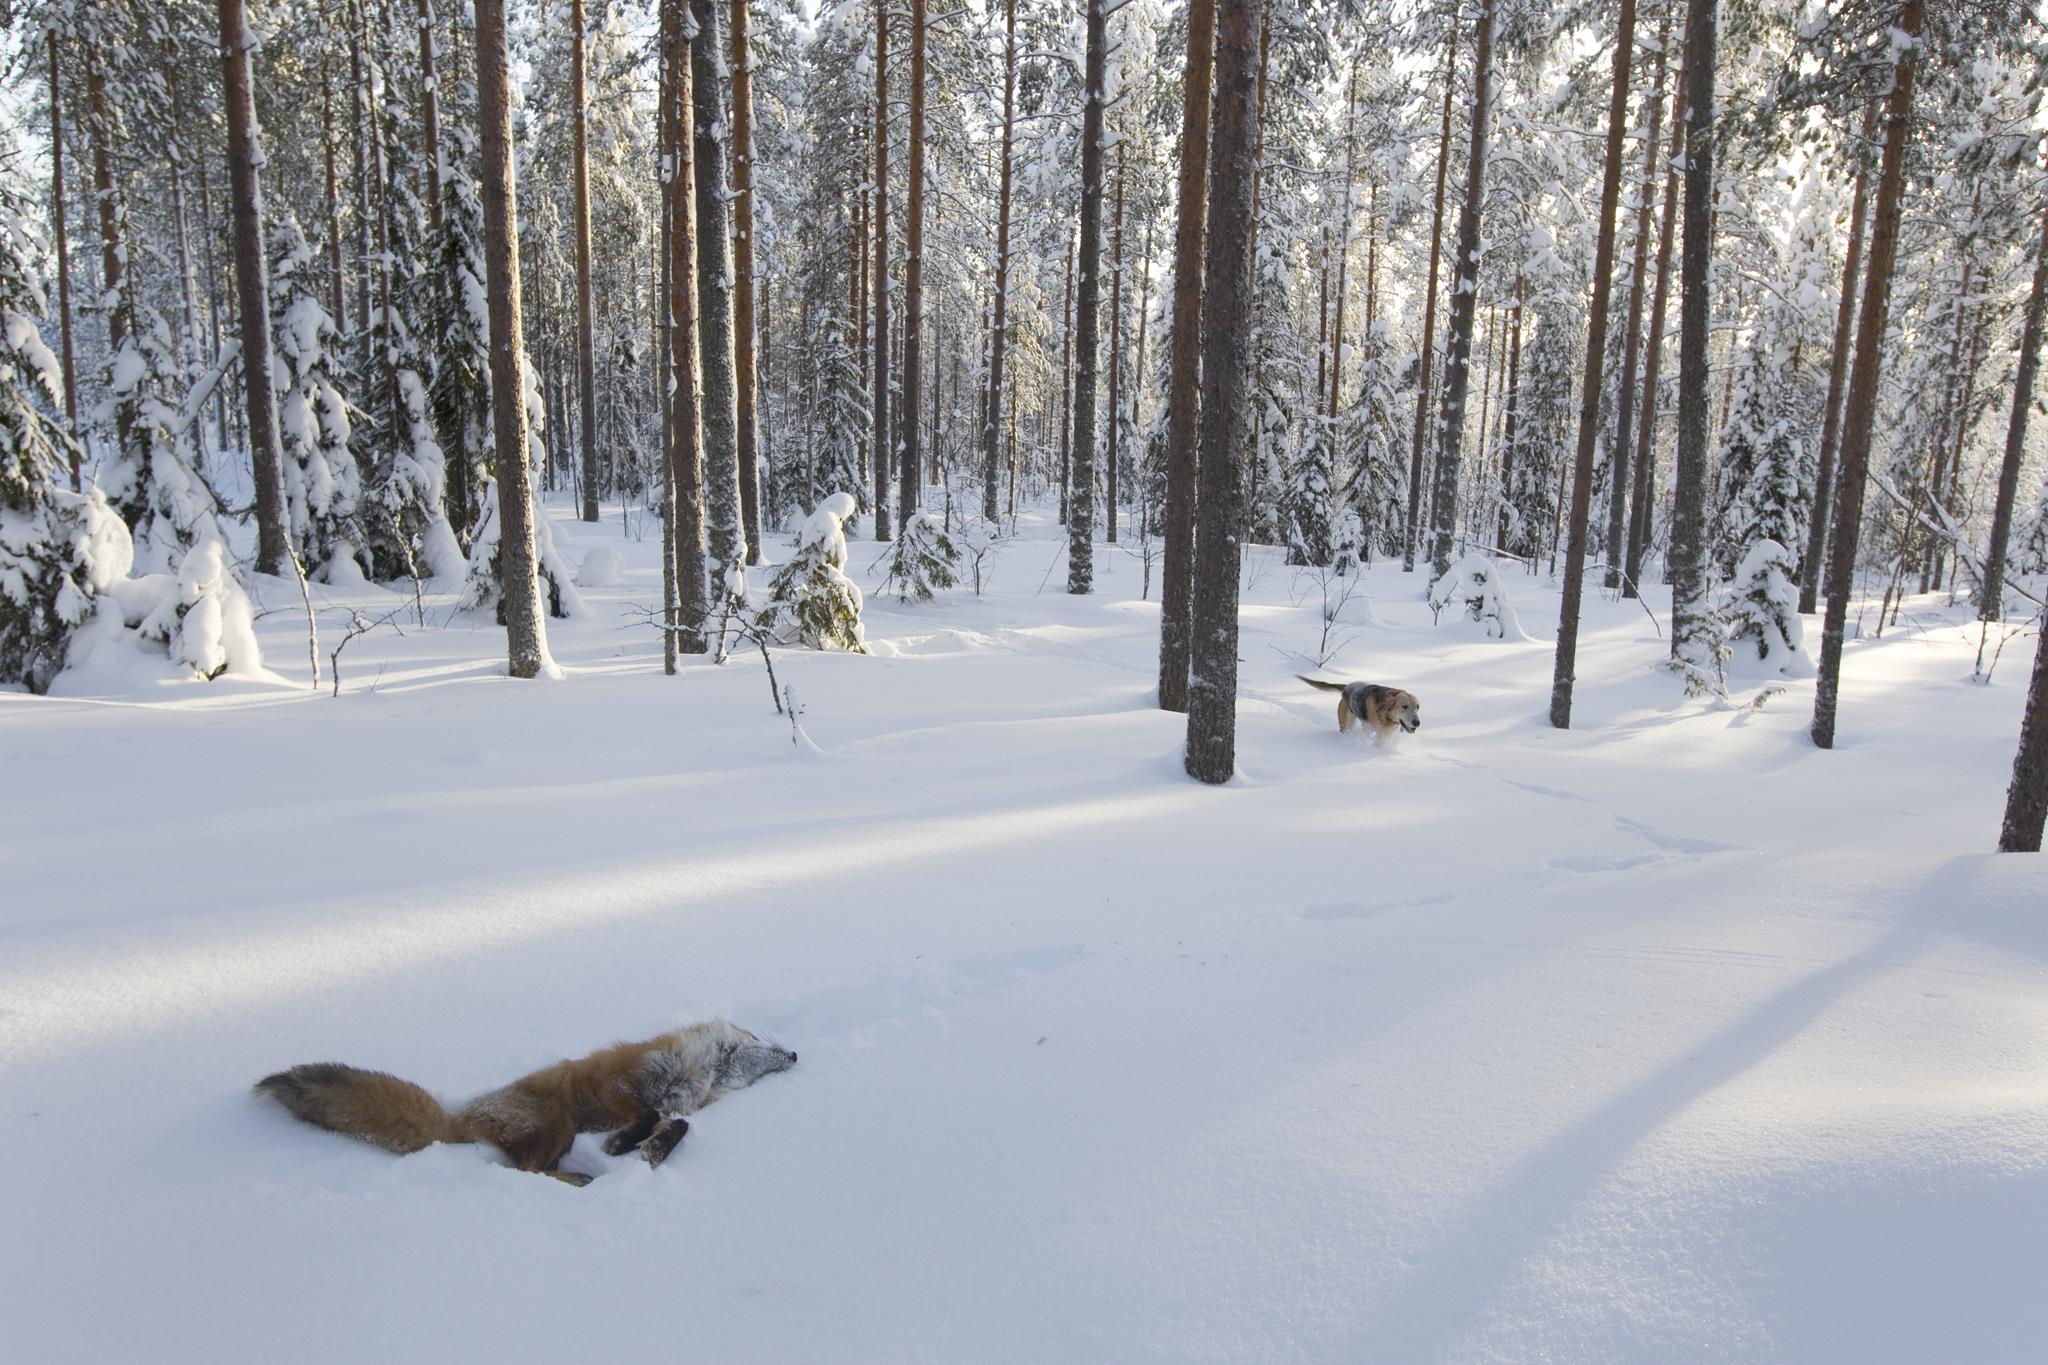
[1067,0,1110,593]
[1626,43,1686,594]
[1106,138,1125,544]
[1157,0,1216,711]
[217,0,292,577]
[1059,232,1074,525]
[659,15,680,670]
[692,0,746,583]
[1669,0,1719,667]
[1496,273,1523,551]
[1403,22,1458,573]
[1605,13,1669,591]
[46,30,79,479]
[1184,0,1265,784]
[474,0,550,676]
[1427,0,1496,578]
[871,0,892,540]
[1811,0,1923,750]
[349,6,373,376]
[982,0,1018,522]
[417,0,443,232]
[573,0,601,522]
[85,48,123,357]
[2001,606,2048,850]
[321,60,348,333]
[730,0,763,562]
[1800,101,1878,614]
[1549,0,1637,729]
[899,0,926,528]
[1978,201,2048,624]
[666,0,708,651]
[1327,62,1357,428]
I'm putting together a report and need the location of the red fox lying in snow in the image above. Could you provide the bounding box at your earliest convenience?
[256,1020,797,1186]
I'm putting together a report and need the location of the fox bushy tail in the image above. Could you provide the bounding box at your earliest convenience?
[255,1063,462,1155]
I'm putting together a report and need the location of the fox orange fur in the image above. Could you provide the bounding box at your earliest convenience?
[255,1020,796,1186]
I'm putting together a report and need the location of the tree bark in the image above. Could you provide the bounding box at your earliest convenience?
[46,30,79,481]
[1626,40,1687,594]
[691,0,746,582]
[573,0,601,521]
[1496,273,1523,550]
[1328,62,1357,429]
[982,0,1019,522]
[2001,606,2048,850]
[85,47,122,357]
[1184,0,1264,784]
[1605,11,1669,591]
[1800,101,1879,614]
[1549,0,1638,728]
[1811,0,1923,749]
[217,0,292,577]
[474,0,551,676]
[417,0,443,231]
[1403,21,1458,572]
[871,0,892,539]
[1667,0,1718,671]
[1106,138,1125,544]
[1427,0,1496,577]
[667,0,708,651]
[731,0,763,562]
[1067,0,1110,593]
[898,0,926,527]
[1157,0,1216,709]
[1059,231,1074,525]
[1978,200,2048,623]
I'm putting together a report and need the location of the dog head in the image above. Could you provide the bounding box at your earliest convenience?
[1388,689,1421,733]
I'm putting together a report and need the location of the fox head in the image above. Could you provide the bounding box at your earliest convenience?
[707,1021,798,1093]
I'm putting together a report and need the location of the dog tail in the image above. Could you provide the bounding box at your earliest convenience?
[255,1063,462,1155]
[1296,674,1345,693]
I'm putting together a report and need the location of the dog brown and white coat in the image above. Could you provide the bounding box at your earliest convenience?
[1297,675,1421,741]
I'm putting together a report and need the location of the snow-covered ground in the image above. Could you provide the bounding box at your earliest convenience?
[4,498,2044,1363]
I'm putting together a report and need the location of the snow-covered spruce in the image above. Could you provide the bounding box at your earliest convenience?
[1709,335,1808,583]
[360,100,463,586]
[0,198,127,693]
[884,511,961,603]
[1285,414,1335,567]
[428,120,495,546]
[758,491,865,651]
[1330,509,1367,578]
[1342,325,1406,562]
[461,368,582,621]
[1427,552,1524,640]
[269,212,367,582]
[96,298,232,573]
[1722,537,1814,676]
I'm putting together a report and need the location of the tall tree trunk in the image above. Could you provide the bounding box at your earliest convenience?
[417,0,443,231]
[350,7,373,375]
[1059,232,1074,525]
[85,47,123,357]
[1496,273,1523,550]
[474,0,551,676]
[1403,21,1458,572]
[659,11,679,671]
[572,0,600,521]
[1328,59,1357,428]
[731,0,763,562]
[2003,606,2048,850]
[692,0,746,583]
[321,58,348,332]
[1978,201,2048,624]
[46,30,79,481]
[1549,0,1638,728]
[1427,0,1496,577]
[1067,0,1110,592]
[1668,0,1719,670]
[898,0,926,527]
[1810,0,1923,749]
[1605,11,1669,591]
[1626,41,1687,594]
[1106,137,1125,543]
[982,0,1018,522]
[1157,0,1216,709]
[1800,101,1879,613]
[1184,0,1265,784]
[871,0,892,539]
[217,0,292,576]
[665,0,707,651]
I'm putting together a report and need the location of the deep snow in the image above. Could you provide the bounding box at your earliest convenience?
[2,498,2043,1363]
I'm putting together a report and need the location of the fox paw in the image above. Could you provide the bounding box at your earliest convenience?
[643,1117,689,1168]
